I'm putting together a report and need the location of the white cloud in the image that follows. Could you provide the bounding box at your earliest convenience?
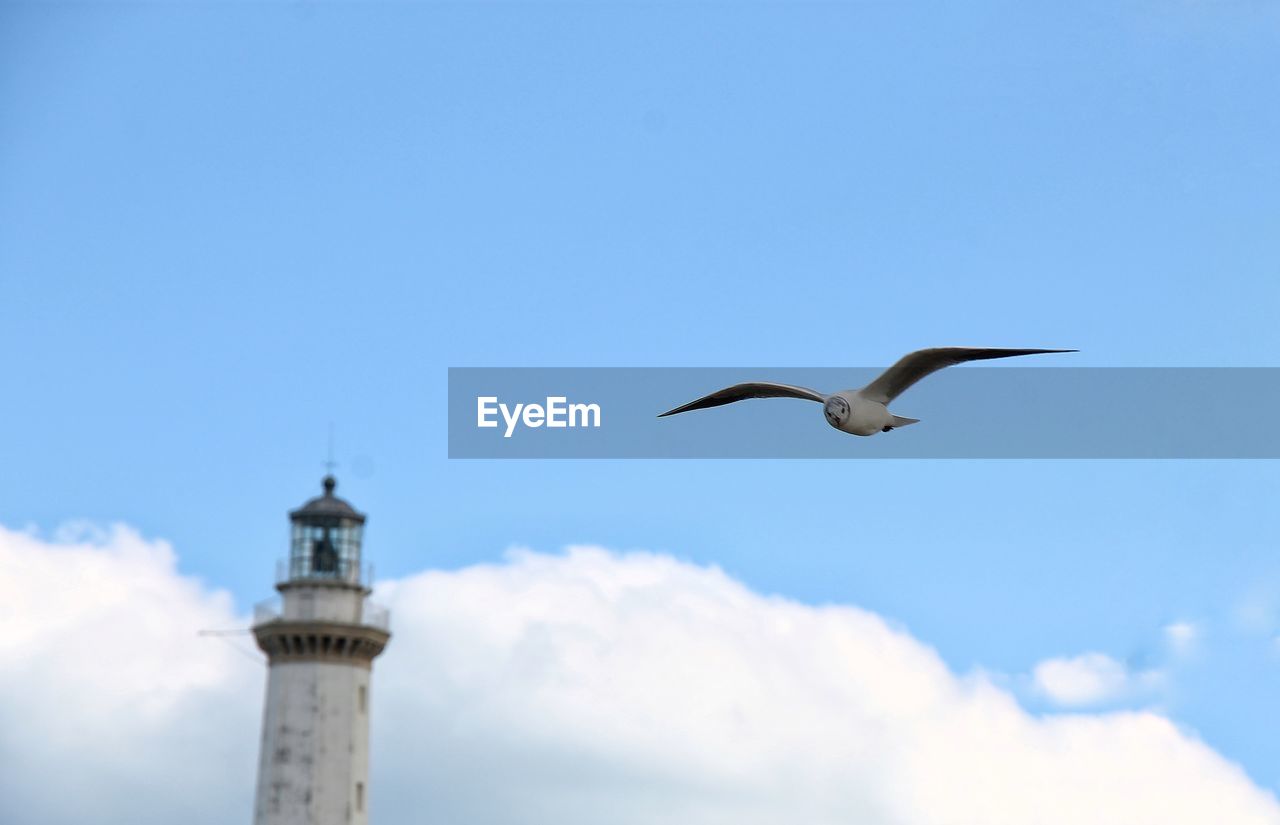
[1031,652,1162,707]
[1032,652,1128,705]
[1165,620,1201,655]
[1234,587,1279,635]
[379,548,1277,825]
[2,526,1278,825]
[0,523,261,825]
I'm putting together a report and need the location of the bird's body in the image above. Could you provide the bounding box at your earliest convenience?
[658,347,1075,436]
[822,391,898,436]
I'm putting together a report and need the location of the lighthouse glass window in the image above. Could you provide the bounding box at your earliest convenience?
[289,518,363,581]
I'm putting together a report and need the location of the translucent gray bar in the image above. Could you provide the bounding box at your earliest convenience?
[448,368,1280,458]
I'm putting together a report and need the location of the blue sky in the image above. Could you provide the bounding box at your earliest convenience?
[3,0,1280,803]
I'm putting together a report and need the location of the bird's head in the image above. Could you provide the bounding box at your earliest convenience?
[823,395,850,428]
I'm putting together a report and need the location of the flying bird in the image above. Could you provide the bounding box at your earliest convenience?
[658,347,1076,436]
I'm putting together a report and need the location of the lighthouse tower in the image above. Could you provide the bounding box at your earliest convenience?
[251,476,391,825]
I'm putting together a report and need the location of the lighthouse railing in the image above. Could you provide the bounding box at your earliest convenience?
[253,598,282,626]
[252,594,390,632]
[361,601,391,632]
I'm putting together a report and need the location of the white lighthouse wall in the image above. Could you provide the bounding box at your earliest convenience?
[280,585,363,625]
[253,659,372,825]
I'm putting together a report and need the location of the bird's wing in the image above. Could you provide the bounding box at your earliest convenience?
[858,347,1076,403]
[658,382,826,417]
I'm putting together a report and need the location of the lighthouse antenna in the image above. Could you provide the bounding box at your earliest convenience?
[323,423,337,476]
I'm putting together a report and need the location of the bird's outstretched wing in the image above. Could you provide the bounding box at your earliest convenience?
[658,382,826,417]
[858,347,1076,403]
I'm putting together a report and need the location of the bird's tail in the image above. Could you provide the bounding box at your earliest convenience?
[891,415,920,428]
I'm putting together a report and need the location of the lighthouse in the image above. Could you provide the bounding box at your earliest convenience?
[251,476,391,824]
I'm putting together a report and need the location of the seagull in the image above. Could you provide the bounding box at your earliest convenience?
[658,347,1076,436]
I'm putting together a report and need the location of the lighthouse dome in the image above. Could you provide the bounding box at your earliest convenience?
[289,475,366,523]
